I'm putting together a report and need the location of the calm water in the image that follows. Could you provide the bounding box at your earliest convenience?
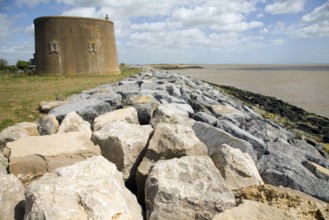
[173,64,329,118]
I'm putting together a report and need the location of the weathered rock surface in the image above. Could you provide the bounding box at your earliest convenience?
[192,111,218,126]
[50,98,112,123]
[24,156,143,220]
[241,184,329,220]
[0,122,39,151]
[0,173,25,220]
[57,111,92,135]
[39,100,68,113]
[93,106,139,131]
[150,104,195,127]
[38,114,59,135]
[257,141,329,202]
[91,120,153,182]
[192,121,257,161]
[210,103,250,123]
[7,132,100,182]
[211,144,263,191]
[0,152,8,174]
[137,123,207,202]
[212,200,295,220]
[217,119,267,157]
[145,156,236,220]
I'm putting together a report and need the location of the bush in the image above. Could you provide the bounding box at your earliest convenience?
[16,60,31,70]
[0,58,8,70]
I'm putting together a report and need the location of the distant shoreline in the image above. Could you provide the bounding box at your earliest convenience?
[173,64,329,118]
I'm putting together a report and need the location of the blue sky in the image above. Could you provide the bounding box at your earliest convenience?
[0,0,329,64]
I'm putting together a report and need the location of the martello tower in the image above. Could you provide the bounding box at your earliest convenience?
[34,16,120,75]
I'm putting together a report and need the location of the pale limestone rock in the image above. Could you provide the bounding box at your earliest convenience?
[7,132,100,182]
[93,107,139,131]
[303,161,329,181]
[0,174,25,220]
[150,104,195,127]
[0,122,39,151]
[39,100,68,113]
[24,156,143,220]
[137,123,208,202]
[192,121,257,161]
[211,144,263,191]
[38,114,59,135]
[210,103,250,123]
[212,200,295,220]
[91,120,153,181]
[145,156,235,220]
[0,152,8,174]
[57,111,92,135]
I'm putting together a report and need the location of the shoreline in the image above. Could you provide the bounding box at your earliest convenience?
[172,64,329,118]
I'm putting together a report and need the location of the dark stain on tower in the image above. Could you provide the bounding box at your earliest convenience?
[34,16,120,75]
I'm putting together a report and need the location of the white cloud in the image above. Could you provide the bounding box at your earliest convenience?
[302,1,329,22]
[16,0,49,8]
[265,0,305,14]
[288,1,329,38]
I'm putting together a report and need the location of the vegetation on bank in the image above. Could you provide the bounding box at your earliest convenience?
[0,65,141,131]
[216,84,329,153]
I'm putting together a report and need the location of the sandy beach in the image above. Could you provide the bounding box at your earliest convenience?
[174,64,329,118]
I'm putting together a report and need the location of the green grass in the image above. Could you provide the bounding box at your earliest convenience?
[0,66,141,131]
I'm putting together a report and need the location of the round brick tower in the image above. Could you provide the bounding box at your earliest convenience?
[34,16,120,75]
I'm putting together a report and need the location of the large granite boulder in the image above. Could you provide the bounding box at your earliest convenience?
[137,123,207,202]
[0,174,25,220]
[38,114,59,136]
[126,94,160,124]
[212,200,295,220]
[210,103,250,123]
[192,121,257,161]
[192,111,218,126]
[0,122,39,152]
[6,132,100,182]
[91,120,153,182]
[49,98,112,123]
[24,156,143,220]
[211,144,263,191]
[150,104,195,127]
[39,100,68,113]
[93,107,139,131]
[57,111,92,135]
[145,156,236,220]
[257,141,329,202]
[217,119,266,157]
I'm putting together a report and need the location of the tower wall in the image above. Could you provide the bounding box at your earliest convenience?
[34,16,120,75]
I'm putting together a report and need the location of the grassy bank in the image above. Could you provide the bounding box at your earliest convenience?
[0,66,141,131]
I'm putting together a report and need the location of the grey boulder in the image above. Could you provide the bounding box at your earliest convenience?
[57,111,92,135]
[91,120,153,182]
[38,114,59,135]
[211,144,263,191]
[192,121,257,162]
[50,98,112,123]
[0,173,25,220]
[24,156,143,220]
[145,156,235,220]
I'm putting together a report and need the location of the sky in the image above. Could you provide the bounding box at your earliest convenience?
[0,0,329,65]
